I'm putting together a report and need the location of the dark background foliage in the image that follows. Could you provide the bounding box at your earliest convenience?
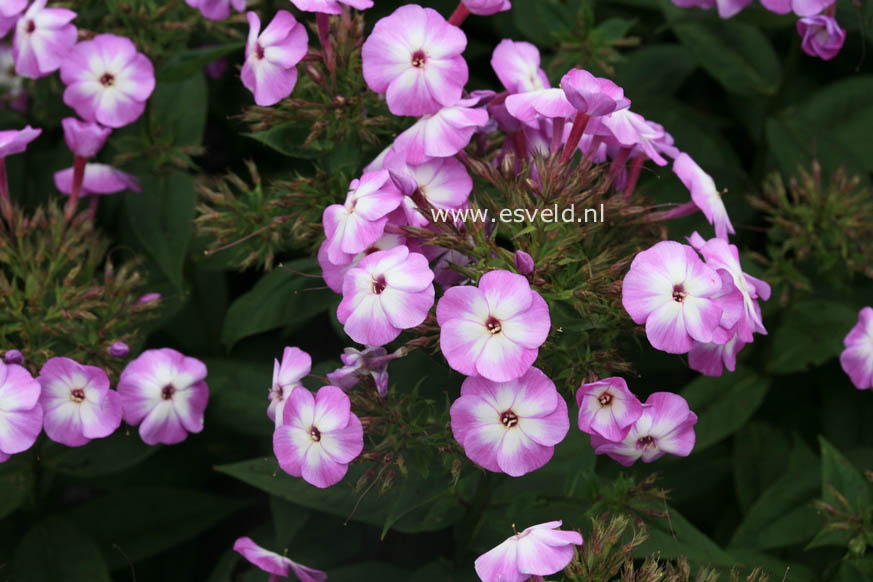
[2,0,873,580]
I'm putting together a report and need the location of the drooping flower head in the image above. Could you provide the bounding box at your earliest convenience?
[38,357,121,447]
[62,118,112,158]
[242,11,308,107]
[322,170,403,264]
[117,348,209,445]
[591,392,697,466]
[673,152,735,240]
[233,537,328,582]
[269,347,311,424]
[391,94,491,164]
[185,0,246,21]
[337,245,435,346]
[797,15,846,61]
[671,0,752,19]
[474,521,582,582]
[362,4,468,116]
[560,68,631,118]
[438,270,550,382]
[273,385,364,488]
[689,335,746,377]
[327,346,396,396]
[0,360,43,460]
[289,0,374,14]
[0,125,41,158]
[760,0,831,16]
[840,307,873,390]
[491,39,549,94]
[450,367,569,477]
[575,377,643,442]
[61,34,156,128]
[621,240,724,354]
[54,164,140,196]
[12,0,77,79]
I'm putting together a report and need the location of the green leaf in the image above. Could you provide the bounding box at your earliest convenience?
[220,258,337,349]
[149,74,208,146]
[125,171,197,289]
[511,0,575,45]
[203,358,274,437]
[672,18,781,96]
[41,430,157,477]
[11,517,110,582]
[247,123,329,159]
[682,367,770,453]
[216,458,466,535]
[158,43,244,83]
[635,504,737,568]
[766,300,859,374]
[67,487,249,569]
[727,548,817,582]
[820,437,873,513]
[730,436,820,549]
[614,44,697,99]
[732,421,792,512]
[765,114,870,179]
[0,458,32,519]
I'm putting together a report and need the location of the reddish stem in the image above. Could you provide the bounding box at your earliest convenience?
[550,117,565,154]
[623,156,645,199]
[608,147,630,180]
[648,201,699,222]
[64,155,87,221]
[448,2,470,26]
[316,13,335,77]
[559,112,590,164]
[88,195,99,222]
[511,131,527,164]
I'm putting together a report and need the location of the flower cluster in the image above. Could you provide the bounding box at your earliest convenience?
[0,1,155,218]
[672,0,845,60]
[0,348,209,464]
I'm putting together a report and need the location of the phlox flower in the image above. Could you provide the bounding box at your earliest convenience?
[318,232,406,294]
[233,536,327,582]
[273,385,364,488]
[621,241,724,354]
[797,15,846,61]
[474,521,582,582]
[362,4,468,117]
[38,357,121,447]
[591,392,697,466]
[12,0,76,79]
[689,335,746,377]
[242,11,308,107]
[560,68,630,117]
[327,346,395,396]
[437,270,550,382]
[61,34,156,128]
[62,118,111,158]
[575,377,643,442]
[671,0,751,19]
[673,152,735,240]
[504,87,575,126]
[0,1,27,38]
[117,348,209,445]
[290,0,374,14]
[382,149,472,227]
[0,125,41,157]
[491,39,548,94]
[463,0,512,16]
[337,245,435,346]
[0,361,43,461]
[840,307,873,390]
[54,163,140,196]
[760,0,831,16]
[185,0,246,21]
[450,367,569,477]
[269,347,311,424]
[590,109,674,166]
[322,170,403,264]
[391,95,491,164]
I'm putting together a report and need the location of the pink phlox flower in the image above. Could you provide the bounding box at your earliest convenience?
[673,152,735,240]
[273,385,364,488]
[0,125,40,157]
[327,346,399,396]
[576,377,644,442]
[13,0,76,79]
[362,4,467,116]
[671,0,752,18]
[185,0,246,20]
[38,357,121,447]
[474,520,583,582]
[761,0,831,16]
[797,15,846,61]
[463,0,512,16]
[0,360,43,460]
[61,118,111,158]
[391,94,491,164]
[318,232,406,294]
[337,245,435,346]
[591,392,698,466]
[491,39,549,94]
[233,536,328,582]
[437,270,550,382]
[290,0,374,14]
[54,163,140,196]
[689,334,746,377]
[242,11,308,107]
[840,307,873,390]
[450,367,569,477]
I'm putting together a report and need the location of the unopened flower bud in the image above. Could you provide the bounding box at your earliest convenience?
[3,349,23,365]
[108,342,130,358]
[138,292,161,304]
[514,250,535,275]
